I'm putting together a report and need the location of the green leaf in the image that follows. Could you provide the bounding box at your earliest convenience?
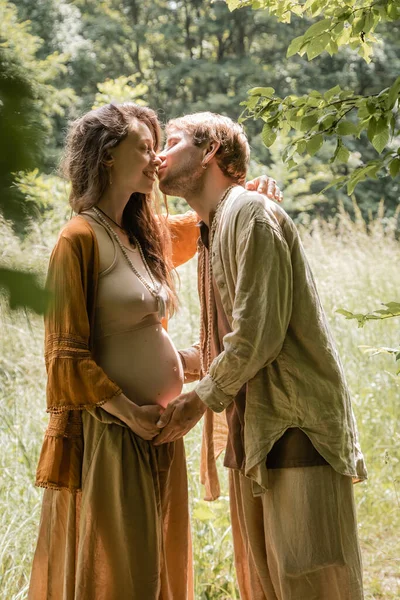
[287,36,305,58]
[336,144,350,163]
[336,9,353,22]
[367,117,378,142]
[387,76,400,109]
[320,175,347,192]
[303,19,331,40]
[389,157,400,177]
[324,85,341,102]
[346,163,381,193]
[306,133,323,155]
[300,113,318,131]
[372,126,390,153]
[363,11,374,33]
[245,95,259,110]
[358,43,373,64]
[282,144,295,162]
[384,302,400,314]
[262,123,277,147]
[248,87,275,97]
[352,15,366,35]
[336,309,368,328]
[297,139,307,154]
[307,33,331,60]
[327,40,339,55]
[226,0,243,10]
[318,113,336,130]
[336,309,357,319]
[337,121,359,136]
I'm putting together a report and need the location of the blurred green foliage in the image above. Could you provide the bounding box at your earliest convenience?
[1,0,399,311]
[0,0,75,311]
[5,0,399,220]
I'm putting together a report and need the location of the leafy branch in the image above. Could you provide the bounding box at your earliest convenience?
[337,302,400,328]
[227,0,399,58]
[337,302,400,375]
[227,0,400,192]
[240,77,400,194]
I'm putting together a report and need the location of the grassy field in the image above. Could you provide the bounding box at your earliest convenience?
[0,204,399,599]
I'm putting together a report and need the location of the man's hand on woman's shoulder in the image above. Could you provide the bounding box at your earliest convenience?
[245,175,283,203]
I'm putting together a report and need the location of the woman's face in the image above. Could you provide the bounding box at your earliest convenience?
[108,118,161,194]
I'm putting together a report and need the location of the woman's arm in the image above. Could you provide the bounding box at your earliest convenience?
[178,343,201,383]
[45,227,122,412]
[167,211,199,267]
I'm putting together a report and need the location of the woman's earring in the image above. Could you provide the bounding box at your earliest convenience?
[109,168,113,185]
[202,162,208,170]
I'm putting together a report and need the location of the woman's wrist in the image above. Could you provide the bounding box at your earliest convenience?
[102,393,136,426]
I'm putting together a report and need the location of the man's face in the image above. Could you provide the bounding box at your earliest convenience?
[157,127,205,197]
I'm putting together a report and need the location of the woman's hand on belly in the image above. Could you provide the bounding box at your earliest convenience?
[102,393,164,440]
[128,403,165,440]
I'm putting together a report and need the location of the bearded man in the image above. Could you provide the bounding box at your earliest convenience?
[155,112,367,600]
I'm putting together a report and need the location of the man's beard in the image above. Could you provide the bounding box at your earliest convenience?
[159,159,205,198]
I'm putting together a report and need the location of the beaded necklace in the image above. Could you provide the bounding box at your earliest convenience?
[199,185,236,375]
[92,206,167,319]
[95,206,126,233]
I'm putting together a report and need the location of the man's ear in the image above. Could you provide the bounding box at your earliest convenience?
[201,140,220,169]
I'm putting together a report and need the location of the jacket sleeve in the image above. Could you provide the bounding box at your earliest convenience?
[167,211,199,267]
[195,217,293,412]
[178,343,201,383]
[44,233,122,413]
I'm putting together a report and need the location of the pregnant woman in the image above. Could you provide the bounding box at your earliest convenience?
[28,101,279,600]
[28,103,199,600]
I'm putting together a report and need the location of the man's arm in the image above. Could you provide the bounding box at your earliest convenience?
[196,216,293,412]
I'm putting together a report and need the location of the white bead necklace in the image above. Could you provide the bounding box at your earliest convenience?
[199,184,236,375]
[92,206,167,319]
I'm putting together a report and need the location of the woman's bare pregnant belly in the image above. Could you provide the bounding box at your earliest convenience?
[93,323,184,408]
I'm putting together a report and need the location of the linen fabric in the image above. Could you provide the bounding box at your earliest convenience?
[193,186,367,492]
[199,221,328,477]
[29,411,192,600]
[229,466,364,600]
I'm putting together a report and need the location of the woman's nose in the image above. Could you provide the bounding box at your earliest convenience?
[152,153,162,167]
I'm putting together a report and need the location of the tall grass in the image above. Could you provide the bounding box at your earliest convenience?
[0,202,399,599]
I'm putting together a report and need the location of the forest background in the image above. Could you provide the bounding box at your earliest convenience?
[0,0,399,598]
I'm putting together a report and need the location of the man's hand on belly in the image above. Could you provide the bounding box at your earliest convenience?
[152,391,207,445]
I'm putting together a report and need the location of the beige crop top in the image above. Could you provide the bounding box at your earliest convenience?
[81,211,168,339]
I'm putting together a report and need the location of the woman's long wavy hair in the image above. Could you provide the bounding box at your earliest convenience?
[62,102,177,313]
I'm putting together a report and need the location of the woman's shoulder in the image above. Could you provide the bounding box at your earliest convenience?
[58,215,96,246]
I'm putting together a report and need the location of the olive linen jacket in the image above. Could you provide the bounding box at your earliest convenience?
[187,187,367,496]
[36,211,199,492]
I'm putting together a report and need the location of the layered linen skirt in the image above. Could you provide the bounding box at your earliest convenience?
[29,408,193,600]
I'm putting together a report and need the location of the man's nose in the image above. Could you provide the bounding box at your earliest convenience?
[157,148,167,161]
